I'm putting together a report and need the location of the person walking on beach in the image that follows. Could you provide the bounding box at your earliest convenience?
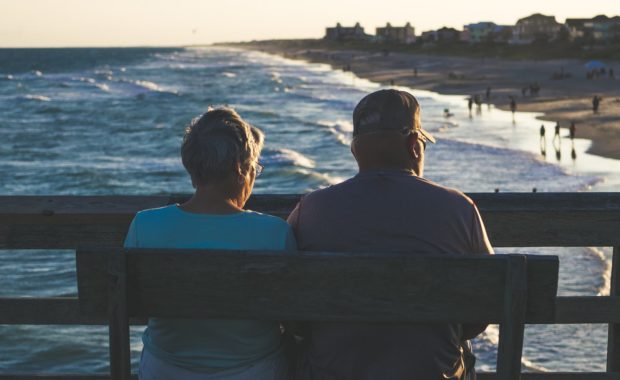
[486,87,491,102]
[593,95,601,113]
[288,89,493,380]
[540,124,546,155]
[553,121,561,147]
[510,96,517,121]
[467,96,473,115]
[125,108,295,380]
[569,122,576,141]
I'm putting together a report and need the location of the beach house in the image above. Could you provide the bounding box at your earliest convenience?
[375,22,416,44]
[565,18,590,41]
[586,15,620,43]
[324,23,369,41]
[513,13,562,43]
[462,22,497,43]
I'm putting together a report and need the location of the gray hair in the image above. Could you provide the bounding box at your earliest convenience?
[181,107,264,186]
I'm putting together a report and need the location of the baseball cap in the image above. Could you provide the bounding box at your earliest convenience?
[352,89,436,143]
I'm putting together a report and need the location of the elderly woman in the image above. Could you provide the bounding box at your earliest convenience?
[124,108,296,380]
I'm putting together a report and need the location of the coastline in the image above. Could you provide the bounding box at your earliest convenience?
[226,42,620,161]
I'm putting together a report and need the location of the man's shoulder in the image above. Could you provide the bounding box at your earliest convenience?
[303,174,474,209]
[415,177,475,207]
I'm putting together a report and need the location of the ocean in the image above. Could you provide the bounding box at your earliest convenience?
[0,47,618,374]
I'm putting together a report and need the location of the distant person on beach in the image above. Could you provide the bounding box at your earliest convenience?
[125,108,295,380]
[510,96,517,115]
[540,124,546,155]
[288,89,493,380]
[486,87,491,102]
[468,97,473,113]
[593,95,601,113]
[474,94,482,111]
[570,122,576,140]
[554,121,561,147]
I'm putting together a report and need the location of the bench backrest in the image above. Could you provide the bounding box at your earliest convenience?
[76,248,558,380]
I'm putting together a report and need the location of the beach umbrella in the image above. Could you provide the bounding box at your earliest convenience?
[585,60,607,71]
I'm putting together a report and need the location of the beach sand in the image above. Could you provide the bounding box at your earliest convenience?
[233,43,620,160]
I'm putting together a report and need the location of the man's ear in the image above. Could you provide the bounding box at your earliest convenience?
[409,131,421,159]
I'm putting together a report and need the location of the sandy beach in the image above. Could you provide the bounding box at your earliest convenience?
[231,42,620,160]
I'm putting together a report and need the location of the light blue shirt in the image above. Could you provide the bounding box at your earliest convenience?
[124,204,296,371]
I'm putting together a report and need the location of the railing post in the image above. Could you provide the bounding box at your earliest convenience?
[607,246,620,372]
[497,255,527,380]
[108,250,131,380]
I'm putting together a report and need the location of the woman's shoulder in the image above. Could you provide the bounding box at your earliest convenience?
[133,204,178,222]
[136,204,177,216]
[242,210,290,229]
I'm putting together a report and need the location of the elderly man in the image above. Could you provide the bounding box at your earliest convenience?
[287,89,493,379]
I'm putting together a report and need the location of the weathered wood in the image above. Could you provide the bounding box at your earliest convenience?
[107,253,130,380]
[478,373,620,380]
[77,249,558,323]
[496,255,528,380]
[555,296,620,324]
[608,246,620,372]
[0,374,618,380]
[0,297,147,325]
[2,193,620,248]
[6,295,619,326]
[0,376,138,380]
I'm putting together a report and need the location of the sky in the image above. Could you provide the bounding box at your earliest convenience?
[2,0,620,47]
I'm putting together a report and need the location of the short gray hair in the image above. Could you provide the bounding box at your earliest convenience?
[181,107,264,186]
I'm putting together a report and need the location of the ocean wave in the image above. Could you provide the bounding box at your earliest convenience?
[34,70,43,77]
[587,247,612,296]
[295,168,345,186]
[316,119,353,145]
[222,72,237,78]
[21,95,51,102]
[262,148,316,168]
[3,74,13,80]
[114,78,179,96]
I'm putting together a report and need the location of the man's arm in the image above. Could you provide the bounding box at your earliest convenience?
[462,202,494,340]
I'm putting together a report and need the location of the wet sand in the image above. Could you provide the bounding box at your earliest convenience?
[232,43,620,160]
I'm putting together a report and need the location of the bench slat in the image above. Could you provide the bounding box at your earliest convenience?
[6,295,620,325]
[0,374,617,380]
[76,249,558,323]
[2,193,620,248]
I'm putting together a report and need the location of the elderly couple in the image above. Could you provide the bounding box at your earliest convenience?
[125,89,494,380]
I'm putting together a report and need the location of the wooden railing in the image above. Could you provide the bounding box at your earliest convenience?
[1,193,620,379]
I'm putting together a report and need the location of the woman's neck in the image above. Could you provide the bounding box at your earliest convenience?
[178,186,244,215]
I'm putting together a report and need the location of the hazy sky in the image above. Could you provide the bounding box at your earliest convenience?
[3,0,620,47]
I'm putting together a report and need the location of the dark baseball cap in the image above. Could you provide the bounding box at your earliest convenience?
[352,89,436,143]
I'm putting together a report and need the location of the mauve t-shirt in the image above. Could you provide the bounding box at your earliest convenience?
[287,170,493,380]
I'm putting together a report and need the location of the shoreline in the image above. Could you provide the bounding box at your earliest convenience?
[227,43,620,161]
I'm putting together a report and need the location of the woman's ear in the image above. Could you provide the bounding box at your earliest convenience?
[237,163,248,184]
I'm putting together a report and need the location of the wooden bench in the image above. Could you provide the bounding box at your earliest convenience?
[76,247,559,380]
[2,193,619,379]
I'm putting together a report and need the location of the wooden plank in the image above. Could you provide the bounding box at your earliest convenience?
[496,255,528,380]
[555,296,620,324]
[0,297,146,325]
[76,249,558,323]
[2,193,620,248]
[7,295,620,326]
[0,376,137,380]
[0,374,616,380]
[608,246,620,371]
[478,372,620,380]
[107,253,130,380]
